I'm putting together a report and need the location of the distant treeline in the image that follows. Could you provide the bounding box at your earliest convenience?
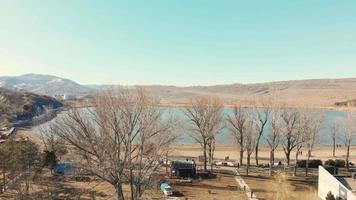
[335,99,356,107]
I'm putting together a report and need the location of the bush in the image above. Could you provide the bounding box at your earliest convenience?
[297,159,322,168]
[297,160,306,168]
[310,160,323,168]
[324,159,336,166]
[335,159,346,167]
[326,191,336,200]
[324,159,345,167]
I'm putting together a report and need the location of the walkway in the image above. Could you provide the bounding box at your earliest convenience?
[234,169,258,200]
[220,167,258,200]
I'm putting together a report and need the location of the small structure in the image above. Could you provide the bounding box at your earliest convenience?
[318,166,356,200]
[170,160,196,178]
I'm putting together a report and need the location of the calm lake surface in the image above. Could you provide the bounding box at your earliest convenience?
[31,108,346,146]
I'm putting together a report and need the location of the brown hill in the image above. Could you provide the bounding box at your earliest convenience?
[138,78,356,107]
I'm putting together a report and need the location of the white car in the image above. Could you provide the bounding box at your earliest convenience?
[215,161,223,166]
[163,187,173,196]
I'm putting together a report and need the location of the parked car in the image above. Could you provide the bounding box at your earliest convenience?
[160,183,173,196]
[215,161,223,166]
[214,161,235,167]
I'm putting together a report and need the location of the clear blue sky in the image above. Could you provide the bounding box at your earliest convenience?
[0,1,355,86]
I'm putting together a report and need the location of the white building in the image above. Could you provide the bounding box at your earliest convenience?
[53,94,77,100]
[318,166,356,200]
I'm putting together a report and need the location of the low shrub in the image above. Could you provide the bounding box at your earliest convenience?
[297,159,322,168]
[334,159,346,167]
[324,159,336,166]
[324,159,345,167]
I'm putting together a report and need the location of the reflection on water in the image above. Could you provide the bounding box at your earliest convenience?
[31,108,346,146]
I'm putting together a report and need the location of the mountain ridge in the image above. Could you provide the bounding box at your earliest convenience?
[0,74,93,96]
[1,74,356,107]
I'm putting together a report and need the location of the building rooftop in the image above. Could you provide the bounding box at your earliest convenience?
[171,160,195,169]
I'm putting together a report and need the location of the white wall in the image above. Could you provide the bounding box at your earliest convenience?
[318,166,356,200]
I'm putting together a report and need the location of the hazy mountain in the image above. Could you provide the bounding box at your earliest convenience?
[0,74,92,96]
[2,74,356,107]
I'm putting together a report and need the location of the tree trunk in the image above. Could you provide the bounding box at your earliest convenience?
[346,144,350,172]
[285,150,291,166]
[246,154,250,176]
[306,149,311,177]
[294,150,299,176]
[272,150,275,164]
[203,142,207,172]
[255,142,260,166]
[209,143,213,172]
[269,150,274,176]
[132,184,142,200]
[115,184,125,200]
[333,138,336,157]
[239,146,244,166]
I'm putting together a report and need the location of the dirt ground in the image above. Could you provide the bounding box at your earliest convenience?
[11,130,356,200]
[170,174,247,200]
[236,167,319,200]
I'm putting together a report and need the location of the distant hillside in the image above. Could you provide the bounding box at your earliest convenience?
[2,74,356,107]
[136,78,356,107]
[0,74,92,96]
[0,87,63,125]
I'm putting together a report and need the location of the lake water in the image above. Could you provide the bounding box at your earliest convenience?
[31,108,347,146]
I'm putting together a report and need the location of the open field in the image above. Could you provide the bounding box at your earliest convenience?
[169,174,248,200]
[237,168,319,200]
[1,130,249,200]
[9,129,356,200]
[0,167,247,200]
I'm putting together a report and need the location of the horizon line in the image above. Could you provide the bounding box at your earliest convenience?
[1,72,356,87]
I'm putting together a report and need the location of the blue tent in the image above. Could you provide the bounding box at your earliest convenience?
[53,164,74,175]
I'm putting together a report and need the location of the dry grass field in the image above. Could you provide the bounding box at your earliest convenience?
[8,130,356,199]
[237,168,319,200]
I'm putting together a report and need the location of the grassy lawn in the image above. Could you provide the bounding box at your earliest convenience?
[237,167,319,200]
[170,174,248,200]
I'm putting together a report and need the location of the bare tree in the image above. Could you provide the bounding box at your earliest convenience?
[227,105,248,166]
[280,108,300,165]
[293,119,305,177]
[40,126,68,168]
[244,120,258,176]
[207,137,216,172]
[253,101,271,166]
[49,88,178,200]
[265,109,282,176]
[183,96,224,172]
[340,111,356,172]
[304,111,323,176]
[330,118,341,157]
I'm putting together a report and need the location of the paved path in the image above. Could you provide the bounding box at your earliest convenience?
[220,167,258,200]
[234,170,258,200]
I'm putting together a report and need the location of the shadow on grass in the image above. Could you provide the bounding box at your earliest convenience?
[1,174,109,200]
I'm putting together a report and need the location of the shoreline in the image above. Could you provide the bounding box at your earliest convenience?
[68,102,353,111]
